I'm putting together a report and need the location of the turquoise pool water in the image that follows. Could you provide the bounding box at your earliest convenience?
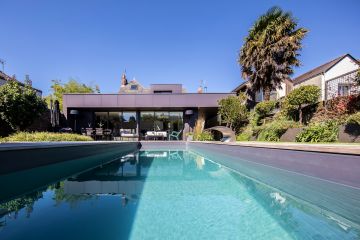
[0,150,359,239]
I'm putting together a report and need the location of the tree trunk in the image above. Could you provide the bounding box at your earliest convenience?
[263,86,271,101]
[298,106,303,123]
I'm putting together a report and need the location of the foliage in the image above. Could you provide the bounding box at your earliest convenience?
[0,190,43,218]
[0,132,93,142]
[194,131,214,141]
[355,69,360,86]
[45,79,100,111]
[295,120,338,143]
[310,94,360,124]
[254,100,276,124]
[284,85,320,123]
[218,94,248,131]
[346,112,360,126]
[239,6,307,100]
[257,120,300,141]
[236,127,253,141]
[0,80,47,131]
[51,182,92,207]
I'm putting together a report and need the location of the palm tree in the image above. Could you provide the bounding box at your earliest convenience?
[239,7,307,101]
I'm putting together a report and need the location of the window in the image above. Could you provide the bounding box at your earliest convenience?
[338,84,350,96]
[95,112,108,129]
[154,90,172,94]
[122,112,137,133]
[130,85,138,90]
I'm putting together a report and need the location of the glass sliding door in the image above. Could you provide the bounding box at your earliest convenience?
[140,111,154,139]
[122,111,137,134]
[154,112,170,131]
[95,112,108,129]
[109,112,122,137]
[169,112,183,138]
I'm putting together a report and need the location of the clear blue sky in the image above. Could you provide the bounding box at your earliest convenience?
[1,0,359,95]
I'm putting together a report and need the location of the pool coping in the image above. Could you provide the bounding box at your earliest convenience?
[190,141,360,155]
[0,140,359,155]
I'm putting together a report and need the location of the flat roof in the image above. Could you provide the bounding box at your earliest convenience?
[63,92,234,114]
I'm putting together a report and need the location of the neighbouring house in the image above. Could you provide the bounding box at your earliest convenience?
[232,79,293,108]
[292,54,360,101]
[0,71,42,97]
[232,53,360,106]
[63,72,234,140]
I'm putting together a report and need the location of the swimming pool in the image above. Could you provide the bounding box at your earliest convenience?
[0,149,359,239]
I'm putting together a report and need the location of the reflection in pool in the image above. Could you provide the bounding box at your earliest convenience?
[0,150,359,239]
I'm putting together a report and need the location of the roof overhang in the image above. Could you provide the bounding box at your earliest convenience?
[63,93,235,115]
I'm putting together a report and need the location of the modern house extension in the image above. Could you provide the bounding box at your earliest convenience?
[63,73,234,140]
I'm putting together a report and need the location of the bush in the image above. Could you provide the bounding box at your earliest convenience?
[236,127,253,141]
[0,132,93,142]
[254,100,276,118]
[346,112,360,125]
[252,101,277,126]
[194,131,214,141]
[295,120,339,143]
[0,80,47,131]
[257,120,300,141]
[218,94,249,131]
[283,85,320,123]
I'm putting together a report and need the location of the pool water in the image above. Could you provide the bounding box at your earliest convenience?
[0,150,359,239]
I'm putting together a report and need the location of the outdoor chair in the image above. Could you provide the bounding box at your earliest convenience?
[85,128,94,137]
[103,129,112,140]
[95,128,103,140]
[169,130,182,140]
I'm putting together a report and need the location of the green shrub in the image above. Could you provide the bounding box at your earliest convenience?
[1,132,93,142]
[252,101,277,126]
[218,94,249,131]
[257,120,300,141]
[295,120,338,143]
[346,112,360,125]
[254,101,277,118]
[283,85,320,123]
[194,131,214,141]
[236,129,252,141]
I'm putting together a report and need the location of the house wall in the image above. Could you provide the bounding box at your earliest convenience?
[0,79,6,86]
[293,74,324,100]
[325,56,359,81]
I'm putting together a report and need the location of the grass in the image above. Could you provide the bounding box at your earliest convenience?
[0,132,93,142]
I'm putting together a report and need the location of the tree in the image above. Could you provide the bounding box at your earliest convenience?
[45,79,100,111]
[0,80,47,131]
[284,85,320,123]
[254,100,277,125]
[218,93,248,131]
[239,6,307,101]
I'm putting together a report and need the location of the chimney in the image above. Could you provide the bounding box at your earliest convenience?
[121,72,128,87]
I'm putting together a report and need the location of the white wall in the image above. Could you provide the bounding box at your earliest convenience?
[325,56,359,81]
[276,82,287,98]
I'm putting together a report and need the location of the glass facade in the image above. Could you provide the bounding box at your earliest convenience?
[140,111,183,140]
[80,110,183,140]
[94,111,137,138]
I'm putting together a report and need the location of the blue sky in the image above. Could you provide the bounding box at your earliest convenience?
[1,0,359,95]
